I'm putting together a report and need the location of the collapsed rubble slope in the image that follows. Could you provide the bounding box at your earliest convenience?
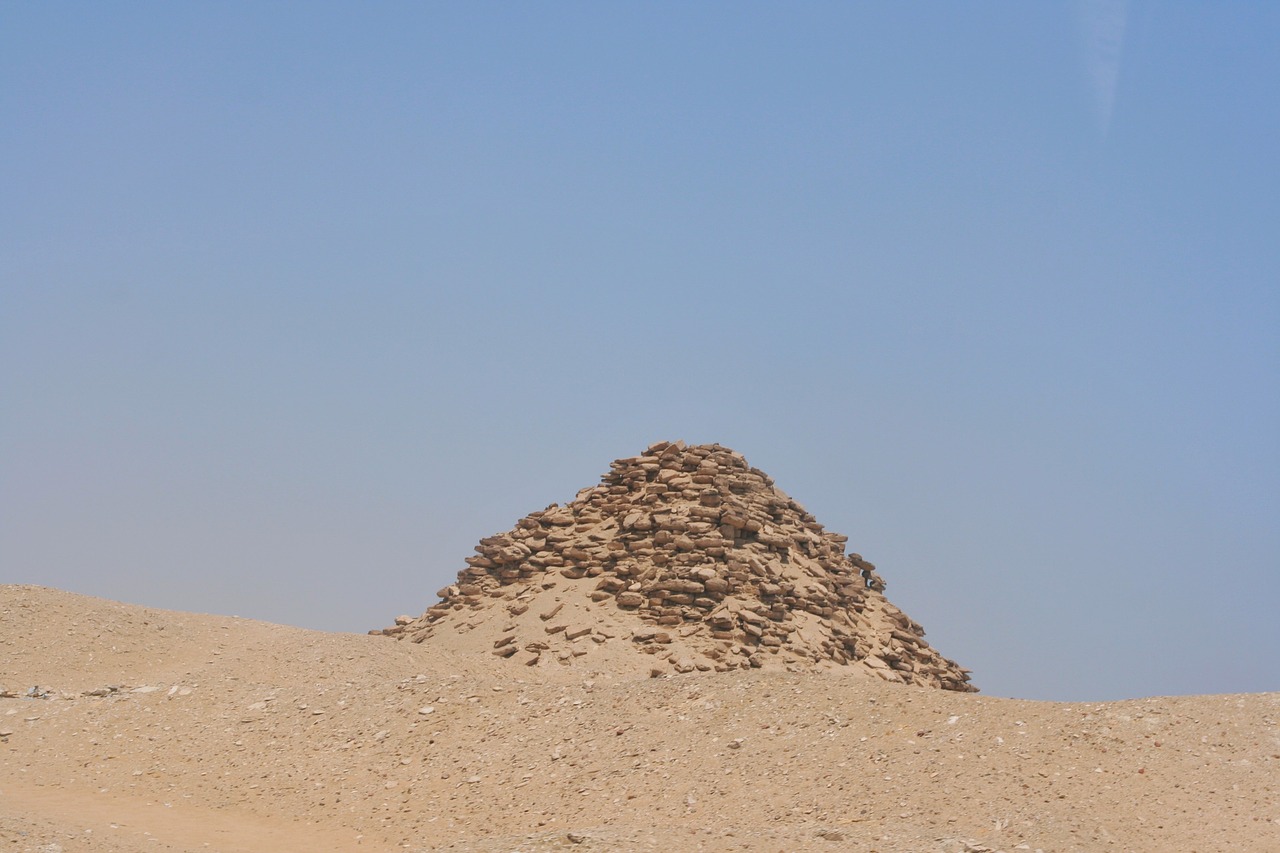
[380,441,975,691]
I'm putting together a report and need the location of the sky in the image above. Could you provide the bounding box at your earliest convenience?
[2,2,1277,702]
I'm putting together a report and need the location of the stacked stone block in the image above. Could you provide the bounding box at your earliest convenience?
[382,441,975,692]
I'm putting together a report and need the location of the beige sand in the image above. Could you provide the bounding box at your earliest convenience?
[2,585,1277,852]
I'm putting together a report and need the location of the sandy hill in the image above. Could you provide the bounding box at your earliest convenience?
[3,584,1278,852]
[379,441,973,691]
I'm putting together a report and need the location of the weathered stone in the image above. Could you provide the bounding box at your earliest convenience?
[380,441,975,692]
[656,579,704,594]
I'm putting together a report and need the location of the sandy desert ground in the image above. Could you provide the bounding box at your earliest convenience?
[2,584,1277,852]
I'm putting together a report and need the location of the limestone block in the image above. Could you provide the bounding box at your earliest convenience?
[386,441,975,693]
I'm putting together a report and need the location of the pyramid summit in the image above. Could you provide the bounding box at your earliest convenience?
[380,441,975,691]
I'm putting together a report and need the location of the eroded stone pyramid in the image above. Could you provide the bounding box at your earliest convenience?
[380,441,975,691]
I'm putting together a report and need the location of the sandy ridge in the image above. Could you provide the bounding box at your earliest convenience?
[3,585,1278,852]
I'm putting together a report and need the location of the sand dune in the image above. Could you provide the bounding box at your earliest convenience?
[2,585,1277,852]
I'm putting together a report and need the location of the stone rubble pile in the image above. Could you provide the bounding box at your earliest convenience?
[380,441,975,691]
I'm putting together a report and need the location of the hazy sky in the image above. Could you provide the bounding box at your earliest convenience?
[3,2,1277,702]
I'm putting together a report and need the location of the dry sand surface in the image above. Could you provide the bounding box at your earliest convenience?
[2,585,1278,852]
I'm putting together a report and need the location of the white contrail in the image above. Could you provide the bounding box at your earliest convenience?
[1080,0,1129,137]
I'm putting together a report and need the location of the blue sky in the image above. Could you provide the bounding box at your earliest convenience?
[3,2,1276,701]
